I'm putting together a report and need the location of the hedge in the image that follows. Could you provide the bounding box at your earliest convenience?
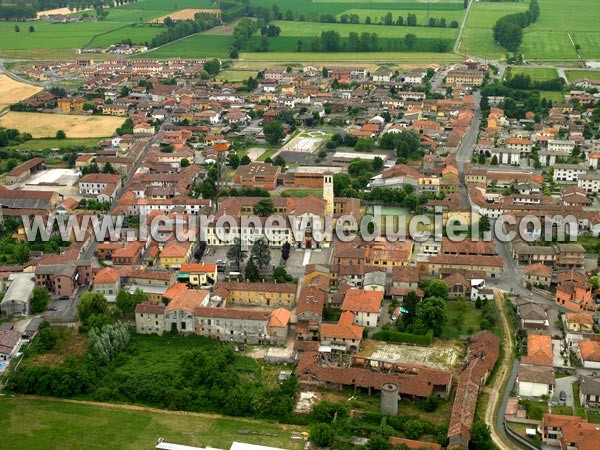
[372,329,433,346]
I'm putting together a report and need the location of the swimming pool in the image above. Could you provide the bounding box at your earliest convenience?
[0,362,6,370]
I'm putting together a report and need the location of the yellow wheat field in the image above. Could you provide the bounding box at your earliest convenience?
[0,112,125,138]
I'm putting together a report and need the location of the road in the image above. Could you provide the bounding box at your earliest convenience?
[454,0,473,54]
[483,290,517,450]
[455,90,481,206]
[0,58,49,87]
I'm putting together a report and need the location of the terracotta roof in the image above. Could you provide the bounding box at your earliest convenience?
[341,289,383,314]
[180,263,217,273]
[518,364,555,385]
[579,340,600,363]
[320,311,363,340]
[565,311,594,326]
[268,307,292,328]
[93,267,119,284]
[165,287,209,314]
[193,306,270,321]
[218,281,297,294]
[135,301,165,315]
[522,263,553,277]
[389,437,441,450]
[521,333,553,367]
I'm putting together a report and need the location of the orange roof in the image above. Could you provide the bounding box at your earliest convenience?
[341,289,383,313]
[94,267,119,284]
[521,334,553,367]
[160,241,191,258]
[268,307,292,328]
[579,340,600,362]
[165,286,209,313]
[180,263,217,273]
[565,311,594,326]
[389,437,441,450]
[320,311,363,340]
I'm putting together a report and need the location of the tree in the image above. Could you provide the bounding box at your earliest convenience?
[30,287,51,314]
[251,237,271,268]
[273,266,293,283]
[102,162,116,174]
[180,158,190,168]
[263,120,285,145]
[372,156,384,171]
[404,33,417,50]
[490,154,498,165]
[14,25,20,32]
[203,59,221,76]
[479,214,491,233]
[78,292,109,325]
[245,257,260,282]
[309,423,334,447]
[227,237,245,269]
[281,241,291,261]
[56,130,66,139]
[423,280,448,299]
[240,155,251,166]
[464,0,469,9]
[368,435,391,450]
[228,153,240,169]
[416,297,447,337]
[469,420,495,450]
[253,198,274,216]
[29,25,34,32]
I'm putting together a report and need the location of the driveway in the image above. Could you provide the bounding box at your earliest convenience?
[552,339,571,368]
[554,376,576,407]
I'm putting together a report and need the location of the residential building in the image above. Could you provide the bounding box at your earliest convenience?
[556,281,593,311]
[341,289,383,328]
[578,341,600,369]
[320,311,364,352]
[178,263,217,287]
[135,302,166,335]
[565,312,594,333]
[164,288,209,333]
[579,376,600,409]
[541,414,600,449]
[218,281,297,307]
[92,267,120,302]
[517,364,555,397]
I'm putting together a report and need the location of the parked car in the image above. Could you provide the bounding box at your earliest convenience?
[559,391,567,402]
[47,306,58,311]
[58,296,70,301]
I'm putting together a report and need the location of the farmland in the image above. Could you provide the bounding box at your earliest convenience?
[0,75,43,111]
[565,71,600,83]
[0,397,304,450]
[0,112,125,139]
[508,67,559,81]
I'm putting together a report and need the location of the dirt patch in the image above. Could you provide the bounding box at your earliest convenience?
[37,7,93,17]
[0,75,43,110]
[149,9,221,24]
[202,18,245,35]
[28,330,87,368]
[0,112,125,138]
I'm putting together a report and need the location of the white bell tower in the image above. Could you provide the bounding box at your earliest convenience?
[323,172,334,217]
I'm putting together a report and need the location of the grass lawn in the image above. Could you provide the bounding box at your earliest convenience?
[539,91,565,103]
[216,69,259,83]
[86,24,164,48]
[465,2,529,29]
[279,189,324,198]
[8,137,101,151]
[337,8,465,25]
[0,397,304,450]
[509,67,559,81]
[256,147,279,162]
[442,300,482,340]
[588,410,600,424]
[565,70,600,83]
[520,31,578,60]
[523,400,548,420]
[575,235,600,254]
[552,405,573,415]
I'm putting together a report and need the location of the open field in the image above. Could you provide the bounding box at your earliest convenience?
[337,8,464,25]
[0,397,305,450]
[240,51,462,62]
[86,24,164,48]
[216,69,259,82]
[565,70,600,82]
[0,75,43,111]
[148,9,220,24]
[270,20,458,39]
[520,31,578,60]
[7,137,101,151]
[143,34,233,58]
[36,7,93,17]
[509,67,559,81]
[0,112,124,138]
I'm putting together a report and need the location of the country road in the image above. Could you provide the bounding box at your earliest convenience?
[483,291,517,450]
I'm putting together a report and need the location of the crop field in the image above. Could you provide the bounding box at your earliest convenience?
[148,9,220,24]
[86,24,164,48]
[339,8,464,24]
[0,397,304,450]
[565,70,600,82]
[0,112,125,138]
[509,67,559,81]
[520,31,578,60]
[270,20,458,39]
[0,75,43,111]
[240,51,462,62]
[143,34,233,58]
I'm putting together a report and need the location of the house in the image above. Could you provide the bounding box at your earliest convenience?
[565,312,594,333]
[578,341,600,369]
[135,302,166,335]
[522,263,553,289]
[521,333,553,367]
[541,414,600,449]
[267,307,292,346]
[112,241,144,266]
[4,158,45,184]
[553,163,587,183]
[178,263,217,287]
[516,300,549,330]
[79,173,122,197]
[556,281,593,311]
[320,311,364,352]
[517,364,555,397]
[579,376,600,409]
[92,267,120,302]
[128,269,176,303]
[193,307,271,344]
[218,282,297,307]
[341,289,383,328]
[159,241,192,269]
[0,329,21,361]
[0,273,35,317]
[164,288,209,333]
[233,163,281,191]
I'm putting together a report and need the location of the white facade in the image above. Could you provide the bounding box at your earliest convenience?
[578,174,600,193]
[518,380,552,397]
[553,164,587,183]
[548,139,575,154]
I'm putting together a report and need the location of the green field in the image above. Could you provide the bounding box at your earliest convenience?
[270,20,458,39]
[0,397,304,450]
[338,8,464,25]
[143,34,233,58]
[240,51,461,62]
[520,31,578,60]
[509,67,559,81]
[86,24,164,48]
[8,137,101,151]
[565,70,600,83]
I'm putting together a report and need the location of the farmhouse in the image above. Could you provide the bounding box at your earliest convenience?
[4,158,45,184]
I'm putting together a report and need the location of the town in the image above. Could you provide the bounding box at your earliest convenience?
[0,1,600,450]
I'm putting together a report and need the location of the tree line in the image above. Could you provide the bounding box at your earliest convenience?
[150,13,220,48]
[493,0,540,52]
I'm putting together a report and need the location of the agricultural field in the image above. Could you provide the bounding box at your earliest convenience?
[508,67,559,81]
[0,397,304,450]
[240,51,461,63]
[148,9,219,24]
[337,8,464,25]
[0,75,43,111]
[86,24,164,48]
[565,70,600,83]
[0,112,125,139]
[520,31,577,60]
[143,34,233,58]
